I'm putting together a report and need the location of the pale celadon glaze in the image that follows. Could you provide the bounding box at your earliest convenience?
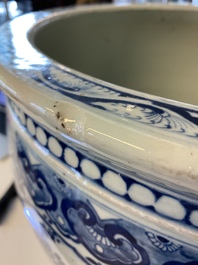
[0,4,198,265]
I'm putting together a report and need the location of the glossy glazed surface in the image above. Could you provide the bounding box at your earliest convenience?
[1,4,198,265]
[1,5,198,191]
[9,100,198,265]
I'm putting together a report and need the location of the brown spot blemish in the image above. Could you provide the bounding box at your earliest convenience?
[161,165,198,181]
[54,105,56,108]
[61,123,65,128]
[56,111,60,119]
[56,127,58,130]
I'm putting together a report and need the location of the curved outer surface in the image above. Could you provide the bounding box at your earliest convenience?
[0,4,198,191]
[0,4,198,265]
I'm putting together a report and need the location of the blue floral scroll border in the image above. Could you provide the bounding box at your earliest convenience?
[9,100,198,230]
[1,11,198,138]
[31,64,198,138]
[15,132,198,265]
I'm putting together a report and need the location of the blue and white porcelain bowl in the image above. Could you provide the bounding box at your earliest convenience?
[0,4,198,265]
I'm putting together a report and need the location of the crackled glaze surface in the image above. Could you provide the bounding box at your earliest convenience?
[1,4,198,265]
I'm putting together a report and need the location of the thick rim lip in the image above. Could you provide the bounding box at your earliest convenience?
[0,2,198,113]
[27,2,198,110]
[1,3,198,195]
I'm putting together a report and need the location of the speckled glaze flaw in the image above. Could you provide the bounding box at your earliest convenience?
[1,4,198,265]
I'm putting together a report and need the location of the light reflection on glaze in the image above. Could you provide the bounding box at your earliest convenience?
[86,128,145,152]
[1,12,48,70]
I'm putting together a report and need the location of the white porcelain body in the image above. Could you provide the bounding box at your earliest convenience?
[0,4,198,265]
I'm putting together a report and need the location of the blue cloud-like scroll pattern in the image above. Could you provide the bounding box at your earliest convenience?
[16,135,150,265]
[15,133,198,265]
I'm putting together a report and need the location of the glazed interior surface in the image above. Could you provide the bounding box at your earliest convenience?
[32,8,198,105]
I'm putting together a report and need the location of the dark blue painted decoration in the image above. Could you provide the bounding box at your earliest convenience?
[146,232,181,252]
[1,10,198,265]
[163,261,198,265]
[16,133,150,265]
[15,132,198,265]
[10,100,198,229]
[2,13,198,139]
[31,64,198,138]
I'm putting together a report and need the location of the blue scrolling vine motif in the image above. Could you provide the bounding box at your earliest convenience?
[31,64,198,137]
[1,11,198,138]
